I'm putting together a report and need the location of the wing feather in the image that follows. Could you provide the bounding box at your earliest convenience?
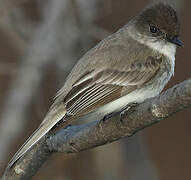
[70,85,119,115]
[63,57,162,117]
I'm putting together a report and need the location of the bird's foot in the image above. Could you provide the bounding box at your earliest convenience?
[102,111,119,122]
[120,102,138,123]
[102,102,138,123]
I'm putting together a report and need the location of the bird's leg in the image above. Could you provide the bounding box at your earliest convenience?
[102,112,117,122]
[102,102,138,123]
[119,102,138,122]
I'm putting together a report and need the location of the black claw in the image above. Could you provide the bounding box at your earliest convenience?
[102,103,139,123]
[102,113,114,122]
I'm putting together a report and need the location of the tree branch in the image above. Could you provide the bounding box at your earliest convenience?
[2,77,191,180]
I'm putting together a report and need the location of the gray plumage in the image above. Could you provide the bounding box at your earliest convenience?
[8,2,182,168]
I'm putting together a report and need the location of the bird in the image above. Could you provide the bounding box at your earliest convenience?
[8,2,183,167]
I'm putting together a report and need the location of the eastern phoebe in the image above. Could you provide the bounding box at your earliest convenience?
[9,2,183,167]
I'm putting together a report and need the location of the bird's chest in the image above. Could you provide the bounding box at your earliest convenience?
[142,58,174,103]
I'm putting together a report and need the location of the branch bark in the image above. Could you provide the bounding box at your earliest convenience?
[2,77,191,180]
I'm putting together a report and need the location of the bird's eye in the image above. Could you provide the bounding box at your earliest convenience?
[150,26,158,33]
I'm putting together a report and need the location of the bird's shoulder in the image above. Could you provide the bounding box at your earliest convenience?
[83,28,165,67]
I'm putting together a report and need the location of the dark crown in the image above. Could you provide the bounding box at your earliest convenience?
[137,3,180,36]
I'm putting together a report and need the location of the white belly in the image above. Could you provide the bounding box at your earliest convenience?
[97,71,170,116]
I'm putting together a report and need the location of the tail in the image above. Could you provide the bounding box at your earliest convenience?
[8,104,66,168]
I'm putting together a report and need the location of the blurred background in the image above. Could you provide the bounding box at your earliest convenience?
[0,0,190,179]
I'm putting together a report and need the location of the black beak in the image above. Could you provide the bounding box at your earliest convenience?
[168,36,184,47]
